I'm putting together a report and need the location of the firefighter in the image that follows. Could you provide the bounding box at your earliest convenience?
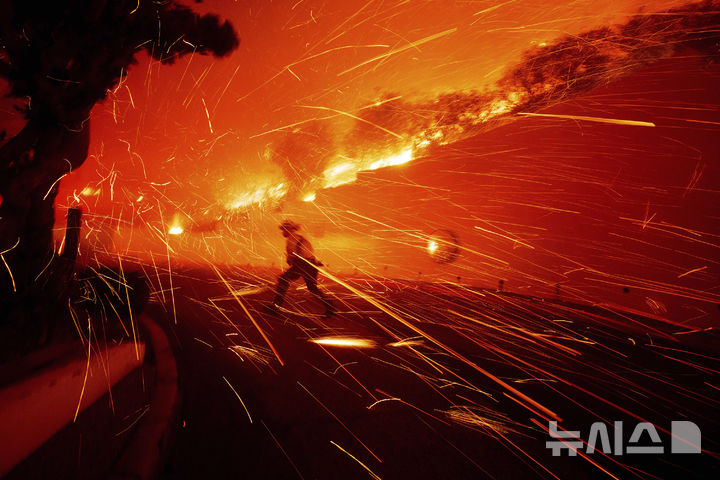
[266,220,334,316]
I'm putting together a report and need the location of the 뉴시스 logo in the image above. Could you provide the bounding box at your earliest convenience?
[546,421,702,456]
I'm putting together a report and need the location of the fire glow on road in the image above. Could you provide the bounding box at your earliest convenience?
[310,337,378,348]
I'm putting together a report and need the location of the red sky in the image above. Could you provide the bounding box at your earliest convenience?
[2,0,718,323]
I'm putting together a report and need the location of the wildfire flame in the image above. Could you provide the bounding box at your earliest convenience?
[226,182,288,210]
[320,147,415,190]
[225,147,415,210]
[168,213,184,235]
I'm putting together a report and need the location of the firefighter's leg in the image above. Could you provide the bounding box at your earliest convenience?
[302,266,334,313]
[273,267,300,306]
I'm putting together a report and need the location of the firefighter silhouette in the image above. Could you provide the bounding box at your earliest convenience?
[267,220,334,316]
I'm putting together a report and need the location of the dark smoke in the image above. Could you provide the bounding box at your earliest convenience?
[343,0,720,156]
[500,0,720,110]
[263,1,720,197]
[267,121,336,198]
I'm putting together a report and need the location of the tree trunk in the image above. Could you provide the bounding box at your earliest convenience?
[0,119,90,310]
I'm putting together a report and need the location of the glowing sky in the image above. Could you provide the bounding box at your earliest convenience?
[1,0,718,322]
[61,0,692,207]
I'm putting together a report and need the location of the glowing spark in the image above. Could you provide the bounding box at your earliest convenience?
[337,27,458,76]
[212,266,285,366]
[194,337,213,348]
[473,225,535,249]
[229,345,272,365]
[211,286,268,299]
[286,66,301,81]
[310,337,377,348]
[331,441,382,480]
[298,104,403,139]
[304,258,558,420]
[359,95,403,110]
[261,421,305,479]
[517,112,656,127]
[298,381,382,462]
[44,173,69,200]
[1,255,16,293]
[118,256,141,360]
[303,192,316,202]
[73,316,92,422]
[0,238,21,256]
[168,225,184,235]
[345,211,509,265]
[201,97,214,134]
[249,114,338,138]
[0,238,20,293]
[677,266,707,278]
[427,241,438,253]
[474,0,516,16]
[125,85,135,108]
[445,406,518,435]
[388,338,425,347]
[223,376,253,424]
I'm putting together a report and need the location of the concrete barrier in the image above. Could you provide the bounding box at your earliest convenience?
[0,341,145,476]
[109,314,180,480]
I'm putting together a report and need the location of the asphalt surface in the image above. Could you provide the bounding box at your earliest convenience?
[149,266,720,479]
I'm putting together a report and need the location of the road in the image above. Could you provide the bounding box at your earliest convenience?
[145,265,720,479]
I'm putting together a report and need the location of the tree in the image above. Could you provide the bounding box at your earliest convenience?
[0,1,238,317]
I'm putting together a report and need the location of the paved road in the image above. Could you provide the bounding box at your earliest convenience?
[148,266,720,479]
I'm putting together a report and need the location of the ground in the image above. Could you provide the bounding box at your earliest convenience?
[139,265,720,480]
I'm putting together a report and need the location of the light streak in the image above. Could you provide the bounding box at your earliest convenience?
[677,265,708,278]
[201,97,214,134]
[298,105,403,139]
[302,257,559,420]
[44,173,69,200]
[345,210,510,265]
[0,237,20,293]
[223,376,253,424]
[261,420,305,479]
[118,255,141,360]
[331,441,382,480]
[388,338,424,348]
[517,112,656,127]
[310,337,377,348]
[73,315,92,422]
[194,337,213,348]
[298,381,382,463]
[337,27,458,76]
[212,265,285,366]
